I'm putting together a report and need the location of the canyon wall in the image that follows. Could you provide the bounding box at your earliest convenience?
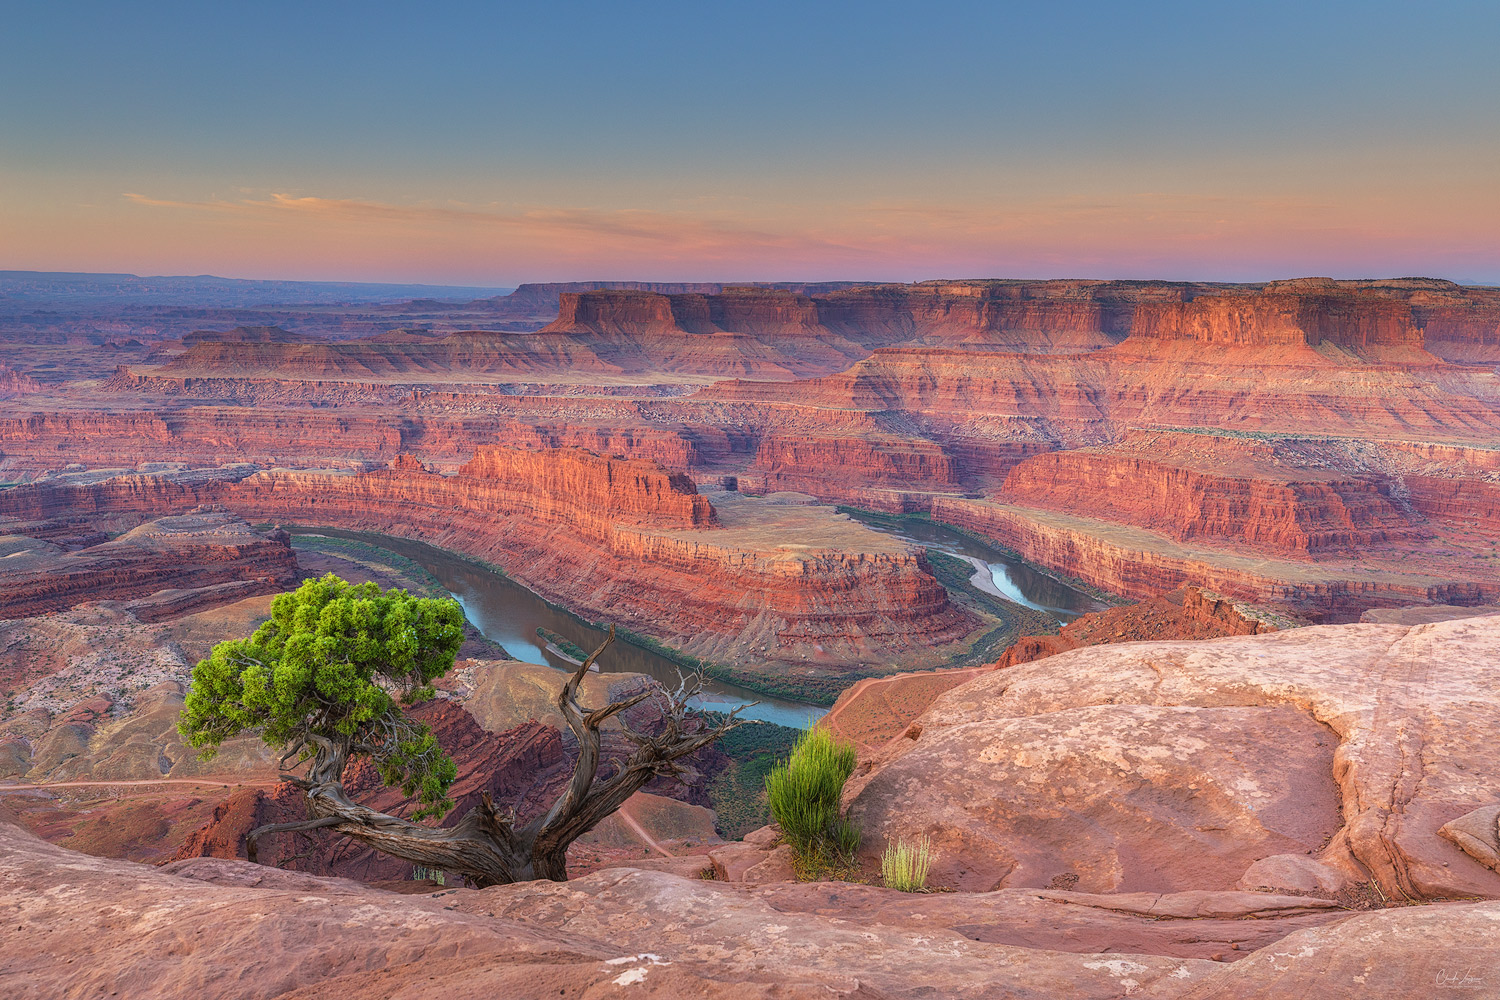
[0,449,979,674]
[752,431,961,492]
[1128,287,1426,354]
[6,276,1499,627]
[0,404,721,471]
[536,279,1500,361]
[1406,476,1500,533]
[546,288,826,338]
[0,513,298,619]
[929,496,1499,615]
[999,449,1423,556]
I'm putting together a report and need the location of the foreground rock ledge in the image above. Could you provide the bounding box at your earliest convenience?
[2,822,1498,999]
[849,612,1500,901]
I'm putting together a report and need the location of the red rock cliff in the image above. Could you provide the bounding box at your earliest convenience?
[1000,449,1423,556]
[457,446,716,529]
[0,449,978,673]
[1127,285,1426,355]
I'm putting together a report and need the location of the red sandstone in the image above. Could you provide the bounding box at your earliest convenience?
[0,448,980,673]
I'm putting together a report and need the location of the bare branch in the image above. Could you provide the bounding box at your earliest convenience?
[238,621,742,886]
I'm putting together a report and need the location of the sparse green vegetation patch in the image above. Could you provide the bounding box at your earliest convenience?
[704,718,802,839]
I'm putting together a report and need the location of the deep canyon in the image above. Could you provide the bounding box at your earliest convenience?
[4,273,1500,999]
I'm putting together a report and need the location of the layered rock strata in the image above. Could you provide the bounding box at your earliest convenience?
[999,448,1424,556]
[929,495,1500,615]
[0,513,297,619]
[0,449,980,673]
[5,277,1500,623]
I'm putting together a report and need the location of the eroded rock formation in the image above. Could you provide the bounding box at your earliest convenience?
[4,820,1498,999]
[5,276,1500,624]
[847,612,1500,902]
[0,449,982,676]
[0,513,297,620]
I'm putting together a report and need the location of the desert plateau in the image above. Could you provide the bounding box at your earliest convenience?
[5,4,1500,998]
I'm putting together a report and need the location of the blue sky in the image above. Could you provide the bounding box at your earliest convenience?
[3,1,1497,283]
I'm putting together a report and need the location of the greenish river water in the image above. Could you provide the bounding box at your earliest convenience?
[298,514,1102,729]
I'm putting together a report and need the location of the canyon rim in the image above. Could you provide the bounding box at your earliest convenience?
[4,3,1500,998]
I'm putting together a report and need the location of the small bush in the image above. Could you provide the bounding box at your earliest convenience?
[881,834,935,892]
[766,725,860,873]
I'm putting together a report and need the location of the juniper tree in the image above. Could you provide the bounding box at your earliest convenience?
[179,572,743,885]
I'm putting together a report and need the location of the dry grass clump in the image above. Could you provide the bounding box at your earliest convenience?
[881,834,934,892]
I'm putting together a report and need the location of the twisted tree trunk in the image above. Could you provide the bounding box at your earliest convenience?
[246,626,744,885]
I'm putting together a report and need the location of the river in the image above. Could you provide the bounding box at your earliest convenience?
[296,531,828,729]
[297,514,1102,729]
[838,510,1107,624]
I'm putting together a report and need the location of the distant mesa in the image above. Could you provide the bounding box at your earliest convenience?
[180,325,314,346]
[2,274,1499,632]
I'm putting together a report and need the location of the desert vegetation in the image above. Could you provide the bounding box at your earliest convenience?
[704,718,800,838]
[179,573,745,884]
[881,834,935,892]
[765,725,860,875]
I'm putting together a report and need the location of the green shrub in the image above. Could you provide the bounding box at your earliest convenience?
[765,725,860,872]
[881,834,935,892]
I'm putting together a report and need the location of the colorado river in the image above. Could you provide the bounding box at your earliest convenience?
[295,530,827,729]
[295,513,1103,730]
[839,509,1107,624]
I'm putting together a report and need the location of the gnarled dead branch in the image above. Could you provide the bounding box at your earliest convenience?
[246,625,749,885]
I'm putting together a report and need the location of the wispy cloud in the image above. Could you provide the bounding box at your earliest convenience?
[106,184,1500,282]
[120,190,874,262]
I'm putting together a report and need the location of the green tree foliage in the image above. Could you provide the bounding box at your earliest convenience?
[766,725,860,870]
[178,573,465,820]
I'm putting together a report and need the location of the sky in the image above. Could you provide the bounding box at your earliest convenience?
[2,1,1497,285]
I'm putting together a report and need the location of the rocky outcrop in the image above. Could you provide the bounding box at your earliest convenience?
[0,451,980,674]
[0,513,298,619]
[0,818,1434,1000]
[0,363,41,398]
[13,816,1500,999]
[1000,448,1423,556]
[929,496,1500,615]
[853,701,1342,894]
[848,612,1500,901]
[992,586,1283,669]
